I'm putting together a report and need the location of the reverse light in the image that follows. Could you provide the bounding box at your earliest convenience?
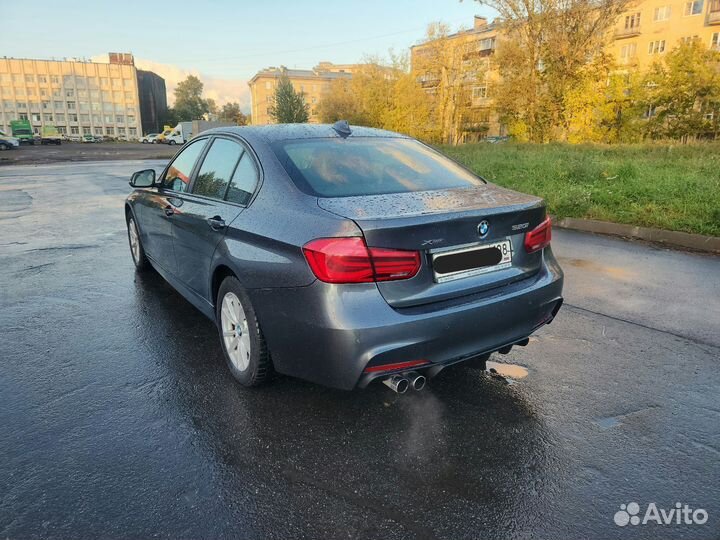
[303,237,421,284]
[524,216,552,253]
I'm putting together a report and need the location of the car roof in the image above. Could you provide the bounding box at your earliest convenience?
[200,123,408,145]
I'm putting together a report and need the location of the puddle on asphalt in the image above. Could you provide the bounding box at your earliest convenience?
[486,361,529,384]
[560,257,636,279]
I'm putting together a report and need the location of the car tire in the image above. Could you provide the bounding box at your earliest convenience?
[126,213,151,272]
[216,277,272,387]
[168,140,176,145]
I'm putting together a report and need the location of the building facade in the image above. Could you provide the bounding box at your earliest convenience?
[136,69,168,135]
[412,1,720,139]
[611,0,720,68]
[248,62,355,125]
[0,53,142,139]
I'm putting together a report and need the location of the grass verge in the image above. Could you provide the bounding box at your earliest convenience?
[442,142,720,237]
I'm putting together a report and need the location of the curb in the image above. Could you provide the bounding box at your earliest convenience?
[552,217,720,254]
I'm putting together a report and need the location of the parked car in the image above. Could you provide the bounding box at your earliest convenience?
[141,133,159,144]
[155,128,173,144]
[67,134,82,143]
[0,129,20,150]
[81,134,96,143]
[125,123,563,392]
[94,135,105,143]
[10,120,34,145]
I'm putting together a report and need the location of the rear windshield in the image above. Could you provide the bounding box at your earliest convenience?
[272,137,484,197]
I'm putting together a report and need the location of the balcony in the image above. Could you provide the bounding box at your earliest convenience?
[708,10,720,24]
[614,26,641,39]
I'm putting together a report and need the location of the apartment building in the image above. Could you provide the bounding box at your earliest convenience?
[412,0,720,139]
[612,0,720,67]
[248,62,355,125]
[0,53,142,139]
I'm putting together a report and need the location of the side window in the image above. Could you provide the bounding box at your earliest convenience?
[226,152,259,205]
[192,138,243,199]
[162,139,207,192]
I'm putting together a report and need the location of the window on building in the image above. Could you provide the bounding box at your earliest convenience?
[106,127,114,135]
[27,88,36,96]
[57,126,66,134]
[52,88,61,97]
[92,115,101,124]
[472,85,488,99]
[103,103,113,112]
[116,115,124,123]
[51,75,59,84]
[65,89,74,97]
[56,113,65,122]
[71,126,79,134]
[40,89,48,97]
[25,74,35,83]
[69,113,78,122]
[112,79,121,88]
[129,127,137,137]
[681,35,700,43]
[18,102,27,110]
[94,127,103,135]
[80,114,90,122]
[265,81,272,90]
[77,90,88,99]
[712,0,720,11]
[712,32,720,48]
[645,104,657,117]
[31,113,41,122]
[12,74,21,83]
[91,102,101,112]
[123,79,133,88]
[625,12,641,28]
[90,90,99,99]
[100,77,109,86]
[82,127,91,135]
[620,43,637,61]
[38,75,47,84]
[67,101,76,110]
[54,101,63,109]
[79,102,89,111]
[118,127,126,136]
[19,113,28,120]
[42,101,50,109]
[684,0,704,15]
[124,92,133,100]
[127,115,135,124]
[43,114,53,121]
[654,5,672,20]
[648,40,666,54]
[104,114,113,123]
[16,88,25,97]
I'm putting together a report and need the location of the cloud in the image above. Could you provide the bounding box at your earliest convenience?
[91,54,250,112]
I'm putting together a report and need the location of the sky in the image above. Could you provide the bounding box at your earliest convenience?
[1,0,496,111]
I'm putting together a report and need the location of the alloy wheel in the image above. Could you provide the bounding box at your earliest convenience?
[221,292,251,372]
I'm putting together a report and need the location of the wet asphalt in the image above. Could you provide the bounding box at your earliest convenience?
[1,160,719,540]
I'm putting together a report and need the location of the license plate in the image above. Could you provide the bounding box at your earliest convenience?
[432,240,513,283]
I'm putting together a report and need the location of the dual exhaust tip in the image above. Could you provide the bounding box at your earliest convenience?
[382,371,426,393]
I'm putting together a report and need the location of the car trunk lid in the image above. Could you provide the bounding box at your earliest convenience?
[317,184,547,308]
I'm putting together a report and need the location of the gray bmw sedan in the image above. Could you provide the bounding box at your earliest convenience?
[125,122,563,392]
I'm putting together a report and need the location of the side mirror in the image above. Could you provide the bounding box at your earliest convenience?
[129,169,156,187]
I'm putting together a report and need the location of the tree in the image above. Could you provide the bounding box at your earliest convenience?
[173,75,210,120]
[268,73,309,123]
[413,23,488,144]
[474,0,631,142]
[218,102,249,125]
[639,40,720,141]
[317,54,436,141]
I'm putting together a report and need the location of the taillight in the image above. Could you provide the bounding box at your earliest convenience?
[303,237,421,284]
[524,216,552,253]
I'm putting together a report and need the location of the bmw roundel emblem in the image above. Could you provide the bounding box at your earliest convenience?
[478,220,490,238]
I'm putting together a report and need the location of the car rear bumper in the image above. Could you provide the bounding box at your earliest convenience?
[249,249,564,390]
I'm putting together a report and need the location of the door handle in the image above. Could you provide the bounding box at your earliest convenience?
[207,216,226,230]
[164,206,174,217]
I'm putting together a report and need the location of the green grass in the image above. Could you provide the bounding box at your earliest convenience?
[441,142,720,237]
